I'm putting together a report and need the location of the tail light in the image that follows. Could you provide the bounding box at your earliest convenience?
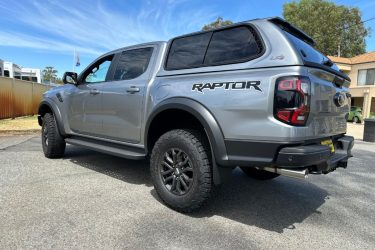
[274,76,310,126]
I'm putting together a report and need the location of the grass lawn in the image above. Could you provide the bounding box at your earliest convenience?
[0,116,40,135]
[0,116,365,139]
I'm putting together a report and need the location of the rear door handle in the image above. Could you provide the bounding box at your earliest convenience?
[90,89,100,95]
[126,86,140,94]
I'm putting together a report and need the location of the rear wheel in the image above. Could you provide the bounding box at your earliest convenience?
[42,113,66,158]
[240,167,279,180]
[150,129,212,213]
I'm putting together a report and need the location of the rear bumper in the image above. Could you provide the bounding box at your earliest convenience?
[224,135,354,173]
[276,136,354,173]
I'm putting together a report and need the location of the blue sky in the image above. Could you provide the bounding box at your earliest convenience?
[1,0,375,78]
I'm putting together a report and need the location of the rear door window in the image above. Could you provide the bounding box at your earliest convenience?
[113,47,154,81]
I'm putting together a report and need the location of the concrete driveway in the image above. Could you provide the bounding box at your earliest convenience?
[0,134,374,249]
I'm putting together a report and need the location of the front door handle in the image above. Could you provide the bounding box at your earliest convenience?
[90,89,100,95]
[126,86,140,94]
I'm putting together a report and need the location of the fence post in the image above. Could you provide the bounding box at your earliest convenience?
[11,78,15,119]
[31,82,34,116]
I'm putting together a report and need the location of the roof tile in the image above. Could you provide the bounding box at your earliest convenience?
[328,51,375,65]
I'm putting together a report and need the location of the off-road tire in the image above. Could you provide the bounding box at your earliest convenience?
[42,113,66,158]
[240,167,279,180]
[150,129,212,213]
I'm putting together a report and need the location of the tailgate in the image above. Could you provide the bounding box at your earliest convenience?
[307,68,350,137]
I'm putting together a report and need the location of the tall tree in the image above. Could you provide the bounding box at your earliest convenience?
[42,66,58,83]
[202,17,233,31]
[283,0,370,57]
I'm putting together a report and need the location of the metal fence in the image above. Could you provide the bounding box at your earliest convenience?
[0,77,53,119]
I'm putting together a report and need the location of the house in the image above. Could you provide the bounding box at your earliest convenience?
[21,68,42,83]
[329,52,375,118]
[1,61,41,83]
[3,61,22,79]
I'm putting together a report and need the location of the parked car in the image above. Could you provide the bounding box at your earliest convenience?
[38,17,354,212]
[348,106,363,123]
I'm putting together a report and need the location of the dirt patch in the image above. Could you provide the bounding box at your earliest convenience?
[0,116,40,136]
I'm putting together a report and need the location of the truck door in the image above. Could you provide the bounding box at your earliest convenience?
[99,46,155,143]
[67,55,114,136]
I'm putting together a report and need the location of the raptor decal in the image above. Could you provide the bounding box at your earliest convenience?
[192,81,262,93]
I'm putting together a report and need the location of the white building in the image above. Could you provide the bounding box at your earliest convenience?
[2,61,42,83]
[21,67,42,83]
[4,61,22,79]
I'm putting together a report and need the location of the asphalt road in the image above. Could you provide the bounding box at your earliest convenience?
[0,134,374,249]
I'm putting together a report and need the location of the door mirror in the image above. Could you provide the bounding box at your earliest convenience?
[63,72,78,85]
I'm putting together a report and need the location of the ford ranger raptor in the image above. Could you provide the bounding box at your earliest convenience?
[38,17,354,212]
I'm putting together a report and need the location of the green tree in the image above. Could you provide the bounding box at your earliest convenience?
[42,66,58,83]
[55,77,64,85]
[283,0,370,57]
[202,17,233,31]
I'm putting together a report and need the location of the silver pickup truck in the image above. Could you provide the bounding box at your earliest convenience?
[38,17,354,212]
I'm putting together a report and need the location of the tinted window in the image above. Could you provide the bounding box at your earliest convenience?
[204,26,262,65]
[113,47,153,80]
[284,32,341,72]
[84,56,113,83]
[166,32,211,70]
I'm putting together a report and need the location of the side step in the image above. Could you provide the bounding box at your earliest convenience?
[65,137,146,160]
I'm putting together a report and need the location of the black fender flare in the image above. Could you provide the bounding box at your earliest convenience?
[38,99,66,136]
[145,98,231,184]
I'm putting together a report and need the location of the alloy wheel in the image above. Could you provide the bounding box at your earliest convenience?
[159,148,194,195]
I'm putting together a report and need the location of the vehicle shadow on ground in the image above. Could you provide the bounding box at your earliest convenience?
[64,145,328,233]
[64,146,153,187]
[186,169,328,233]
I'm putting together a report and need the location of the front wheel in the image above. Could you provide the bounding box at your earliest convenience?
[150,129,212,213]
[240,167,279,180]
[42,113,66,158]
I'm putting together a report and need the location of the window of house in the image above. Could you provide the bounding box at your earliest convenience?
[4,70,10,77]
[358,69,375,85]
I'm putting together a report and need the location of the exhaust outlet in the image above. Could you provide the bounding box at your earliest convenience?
[263,167,308,179]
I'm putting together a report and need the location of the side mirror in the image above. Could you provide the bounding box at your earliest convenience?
[63,72,78,85]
